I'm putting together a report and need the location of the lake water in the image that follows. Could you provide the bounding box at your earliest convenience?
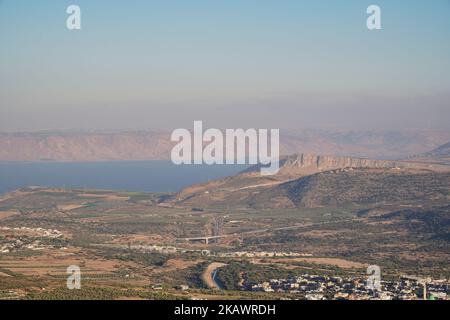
[0,161,249,194]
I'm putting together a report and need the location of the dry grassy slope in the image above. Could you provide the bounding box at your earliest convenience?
[171,168,450,209]
[269,169,450,208]
[166,152,450,208]
[427,141,450,156]
[409,141,450,165]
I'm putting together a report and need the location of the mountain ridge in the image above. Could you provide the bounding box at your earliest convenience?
[1,130,449,161]
[164,153,450,209]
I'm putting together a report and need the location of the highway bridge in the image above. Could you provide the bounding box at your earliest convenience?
[177,218,357,244]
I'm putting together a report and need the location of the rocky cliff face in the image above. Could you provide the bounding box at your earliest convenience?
[281,153,399,171]
[245,153,449,178]
[244,153,403,178]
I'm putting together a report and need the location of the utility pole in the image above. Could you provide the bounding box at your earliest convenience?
[212,215,224,244]
[402,275,431,300]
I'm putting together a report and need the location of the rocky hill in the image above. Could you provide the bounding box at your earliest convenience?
[427,141,450,156]
[267,169,450,208]
[245,153,402,177]
[374,205,450,241]
[408,141,450,165]
[164,153,450,209]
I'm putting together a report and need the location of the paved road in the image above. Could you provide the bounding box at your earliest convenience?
[179,218,359,242]
[202,262,227,289]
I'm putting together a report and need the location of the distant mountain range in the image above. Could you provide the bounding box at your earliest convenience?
[0,129,449,161]
[2,130,449,211]
[0,131,172,162]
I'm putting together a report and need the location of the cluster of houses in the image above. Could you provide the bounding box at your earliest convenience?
[123,244,178,254]
[0,227,63,253]
[120,245,312,259]
[0,226,62,239]
[248,274,449,300]
[217,251,312,258]
[0,238,47,253]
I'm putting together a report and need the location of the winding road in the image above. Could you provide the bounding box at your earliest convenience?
[202,262,227,289]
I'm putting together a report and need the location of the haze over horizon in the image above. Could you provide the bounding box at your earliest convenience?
[1,0,449,132]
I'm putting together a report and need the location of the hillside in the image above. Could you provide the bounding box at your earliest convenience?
[270,168,450,208]
[164,153,450,209]
[407,141,450,165]
[427,141,450,157]
[375,205,450,241]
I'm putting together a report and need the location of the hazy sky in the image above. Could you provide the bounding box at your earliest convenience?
[1,0,449,131]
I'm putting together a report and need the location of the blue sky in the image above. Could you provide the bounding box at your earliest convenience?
[1,0,449,131]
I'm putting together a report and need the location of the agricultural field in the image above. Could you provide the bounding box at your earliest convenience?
[0,187,448,300]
